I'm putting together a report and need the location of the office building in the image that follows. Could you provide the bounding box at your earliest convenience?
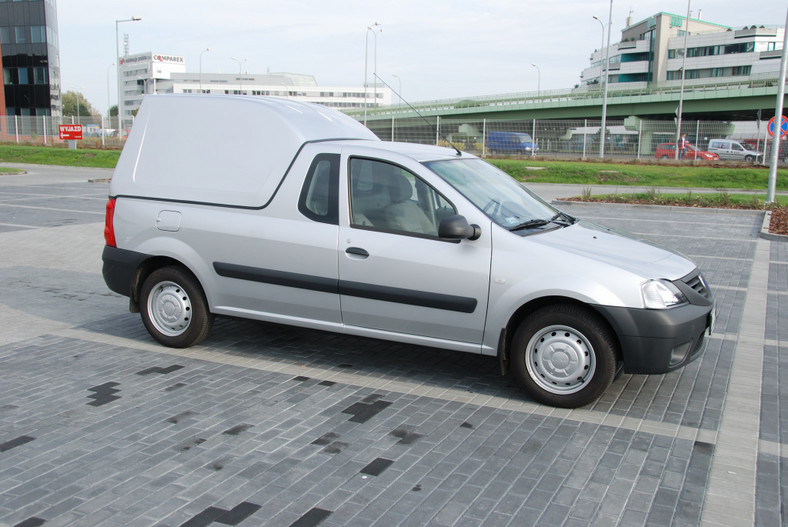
[117,50,390,128]
[581,11,784,88]
[0,0,60,119]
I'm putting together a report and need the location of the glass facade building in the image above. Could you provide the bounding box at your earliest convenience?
[0,0,60,117]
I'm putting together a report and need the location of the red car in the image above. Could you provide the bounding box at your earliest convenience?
[655,143,719,160]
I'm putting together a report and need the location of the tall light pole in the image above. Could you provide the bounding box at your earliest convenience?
[392,73,402,141]
[105,63,113,144]
[767,6,788,203]
[531,63,540,97]
[199,48,210,92]
[115,16,141,130]
[598,2,613,158]
[363,21,382,126]
[674,0,691,160]
[592,16,605,78]
[231,57,247,93]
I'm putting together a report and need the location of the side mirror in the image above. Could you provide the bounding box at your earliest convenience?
[439,215,482,241]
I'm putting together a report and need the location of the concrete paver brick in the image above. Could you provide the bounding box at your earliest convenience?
[0,173,784,526]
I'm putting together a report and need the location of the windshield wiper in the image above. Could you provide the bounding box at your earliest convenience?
[509,218,551,231]
[510,212,575,232]
[552,211,576,225]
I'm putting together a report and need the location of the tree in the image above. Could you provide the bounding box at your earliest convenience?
[62,91,96,118]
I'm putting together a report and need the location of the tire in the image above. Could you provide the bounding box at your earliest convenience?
[510,304,617,408]
[744,155,754,162]
[139,266,214,348]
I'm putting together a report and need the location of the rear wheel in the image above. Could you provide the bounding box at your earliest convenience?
[511,304,617,408]
[140,266,213,348]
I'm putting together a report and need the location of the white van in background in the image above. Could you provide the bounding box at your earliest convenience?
[706,139,762,162]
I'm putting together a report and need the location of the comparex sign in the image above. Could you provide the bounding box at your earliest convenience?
[153,54,184,64]
[120,53,184,66]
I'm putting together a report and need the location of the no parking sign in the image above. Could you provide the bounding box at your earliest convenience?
[768,115,788,137]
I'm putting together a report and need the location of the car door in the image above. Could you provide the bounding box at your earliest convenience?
[209,151,343,327]
[337,155,492,348]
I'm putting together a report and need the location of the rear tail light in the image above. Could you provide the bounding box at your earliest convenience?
[104,198,117,247]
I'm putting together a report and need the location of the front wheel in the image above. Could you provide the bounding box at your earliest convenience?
[744,155,754,162]
[140,266,214,348]
[510,304,617,408]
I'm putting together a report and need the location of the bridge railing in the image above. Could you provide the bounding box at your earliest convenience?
[351,73,784,120]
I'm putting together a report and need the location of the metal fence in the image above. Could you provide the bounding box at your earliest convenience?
[1,112,784,162]
[372,116,786,162]
[0,115,126,148]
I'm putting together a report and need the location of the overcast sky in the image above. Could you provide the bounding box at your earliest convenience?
[58,1,788,114]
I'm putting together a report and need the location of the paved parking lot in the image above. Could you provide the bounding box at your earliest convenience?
[0,165,785,526]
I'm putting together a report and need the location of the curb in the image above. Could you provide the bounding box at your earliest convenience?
[760,211,788,241]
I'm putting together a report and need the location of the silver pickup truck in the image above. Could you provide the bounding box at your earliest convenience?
[102,94,714,408]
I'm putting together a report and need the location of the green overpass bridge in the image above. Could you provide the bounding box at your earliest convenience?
[346,76,786,155]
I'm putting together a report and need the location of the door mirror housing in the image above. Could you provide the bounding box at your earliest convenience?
[439,215,482,240]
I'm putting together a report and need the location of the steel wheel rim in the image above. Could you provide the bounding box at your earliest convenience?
[147,280,192,337]
[525,324,596,395]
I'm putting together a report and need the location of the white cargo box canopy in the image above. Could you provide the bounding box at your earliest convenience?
[112,95,379,207]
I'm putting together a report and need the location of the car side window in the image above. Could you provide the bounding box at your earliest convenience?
[349,158,455,237]
[299,154,340,224]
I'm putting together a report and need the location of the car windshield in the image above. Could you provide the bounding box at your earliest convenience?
[424,158,562,230]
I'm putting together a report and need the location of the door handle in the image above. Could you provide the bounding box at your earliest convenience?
[346,247,369,258]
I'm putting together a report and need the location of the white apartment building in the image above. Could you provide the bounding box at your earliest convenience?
[117,51,391,128]
[581,12,784,89]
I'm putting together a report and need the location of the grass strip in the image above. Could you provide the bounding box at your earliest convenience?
[0,144,120,168]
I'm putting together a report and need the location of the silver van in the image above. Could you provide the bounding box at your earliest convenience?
[707,138,761,162]
[102,95,714,408]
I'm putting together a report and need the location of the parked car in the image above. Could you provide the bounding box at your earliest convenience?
[655,143,719,161]
[706,139,762,162]
[102,95,714,408]
[487,131,539,154]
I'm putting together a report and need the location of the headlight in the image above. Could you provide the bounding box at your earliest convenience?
[641,279,687,309]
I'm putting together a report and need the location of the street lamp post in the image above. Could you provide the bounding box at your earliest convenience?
[596,2,613,159]
[104,63,113,145]
[115,16,141,130]
[363,22,382,126]
[231,57,247,94]
[674,0,691,160]
[531,63,540,97]
[391,73,402,141]
[199,48,210,93]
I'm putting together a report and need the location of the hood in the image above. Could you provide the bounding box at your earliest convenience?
[527,220,695,279]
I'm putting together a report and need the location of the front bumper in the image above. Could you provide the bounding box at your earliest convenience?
[595,302,714,374]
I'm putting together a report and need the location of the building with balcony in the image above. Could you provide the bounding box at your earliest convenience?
[581,12,785,89]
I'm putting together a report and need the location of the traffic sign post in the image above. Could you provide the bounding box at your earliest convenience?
[767,115,788,138]
[58,124,83,140]
[58,124,83,150]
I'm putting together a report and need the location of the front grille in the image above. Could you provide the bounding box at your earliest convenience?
[682,270,711,299]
